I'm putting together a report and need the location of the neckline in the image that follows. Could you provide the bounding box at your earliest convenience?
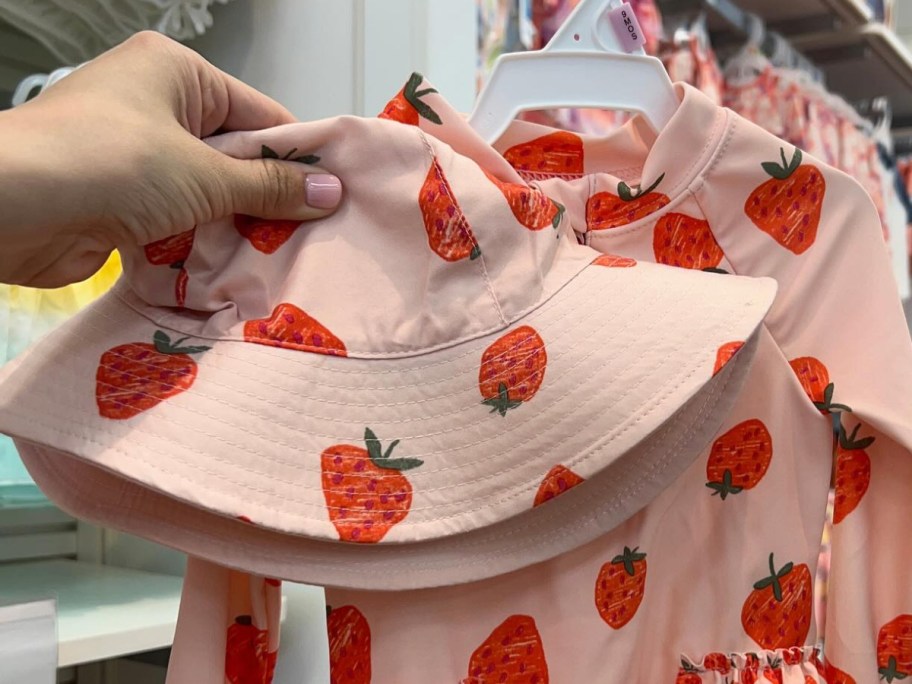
[386,76,731,213]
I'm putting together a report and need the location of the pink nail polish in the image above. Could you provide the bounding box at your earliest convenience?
[305,174,342,209]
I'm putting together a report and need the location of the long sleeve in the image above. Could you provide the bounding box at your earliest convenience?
[696,119,912,681]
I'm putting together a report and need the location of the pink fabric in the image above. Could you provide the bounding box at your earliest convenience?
[167,558,281,684]
[157,83,912,682]
[660,35,724,106]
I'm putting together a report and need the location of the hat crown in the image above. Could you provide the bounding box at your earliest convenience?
[124,116,573,358]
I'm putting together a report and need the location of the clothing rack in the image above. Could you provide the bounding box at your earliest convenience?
[661,0,825,82]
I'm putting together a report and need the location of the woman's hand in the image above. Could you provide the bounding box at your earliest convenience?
[0,31,342,288]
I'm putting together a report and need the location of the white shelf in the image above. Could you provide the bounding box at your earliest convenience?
[730,0,872,26]
[790,22,912,125]
[0,560,183,667]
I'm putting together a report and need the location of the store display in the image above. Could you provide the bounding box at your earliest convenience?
[2,64,910,681]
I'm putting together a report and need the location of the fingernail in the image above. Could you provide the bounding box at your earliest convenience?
[305,174,342,209]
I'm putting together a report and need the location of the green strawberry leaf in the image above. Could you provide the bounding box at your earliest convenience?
[838,422,876,450]
[403,71,442,125]
[403,72,424,95]
[381,458,424,471]
[293,154,321,165]
[618,173,665,202]
[364,427,383,462]
[382,439,401,461]
[261,145,279,159]
[752,553,789,602]
[470,244,482,261]
[173,345,212,355]
[610,546,646,576]
[235,615,253,626]
[482,382,523,417]
[153,330,172,350]
[761,147,802,180]
[702,267,729,274]
[879,655,909,682]
[552,201,566,229]
[705,469,743,500]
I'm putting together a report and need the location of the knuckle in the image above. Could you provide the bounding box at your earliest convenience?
[126,30,168,50]
[259,161,298,214]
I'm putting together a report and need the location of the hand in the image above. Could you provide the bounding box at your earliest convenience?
[0,31,343,288]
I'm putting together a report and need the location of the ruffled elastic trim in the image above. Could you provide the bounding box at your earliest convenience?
[678,645,825,681]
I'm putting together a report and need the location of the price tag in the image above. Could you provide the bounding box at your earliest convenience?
[608,2,646,53]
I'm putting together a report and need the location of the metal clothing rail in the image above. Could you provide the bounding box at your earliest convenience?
[661,0,825,82]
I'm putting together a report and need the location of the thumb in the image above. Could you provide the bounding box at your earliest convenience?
[213,154,343,221]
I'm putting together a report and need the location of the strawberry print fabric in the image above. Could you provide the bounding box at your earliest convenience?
[166,557,280,684]
[49,79,912,683]
[318,81,912,682]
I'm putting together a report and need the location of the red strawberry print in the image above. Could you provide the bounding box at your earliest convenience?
[745,148,826,255]
[244,303,347,356]
[832,424,872,524]
[595,546,647,629]
[782,648,803,666]
[96,331,209,420]
[788,357,851,414]
[714,341,744,376]
[175,267,189,308]
[235,215,302,255]
[593,254,637,268]
[741,553,812,650]
[705,419,773,499]
[586,174,670,230]
[321,428,422,543]
[144,230,196,307]
[824,661,856,684]
[234,146,320,254]
[703,653,732,674]
[533,465,584,507]
[225,615,276,684]
[763,657,784,684]
[144,229,195,267]
[378,72,441,125]
[504,131,584,176]
[479,326,547,416]
[653,213,723,270]
[741,653,761,684]
[878,615,912,682]
[420,158,481,261]
[483,169,564,230]
[327,605,371,684]
[674,666,702,684]
[466,614,549,683]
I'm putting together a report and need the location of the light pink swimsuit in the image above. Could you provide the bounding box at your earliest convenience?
[157,82,912,684]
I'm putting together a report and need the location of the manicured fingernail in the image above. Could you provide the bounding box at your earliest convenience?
[305,174,342,209]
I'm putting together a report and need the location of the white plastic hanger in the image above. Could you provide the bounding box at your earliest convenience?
[468,0,678,143]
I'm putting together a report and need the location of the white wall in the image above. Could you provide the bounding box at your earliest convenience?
[188,0,477,120]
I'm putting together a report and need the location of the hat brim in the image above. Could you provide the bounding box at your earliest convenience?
[1,254,775,588]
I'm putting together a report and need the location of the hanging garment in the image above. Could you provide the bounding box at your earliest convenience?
[322,79,912,684]
[1,79,911,684]
[660,34,725,106]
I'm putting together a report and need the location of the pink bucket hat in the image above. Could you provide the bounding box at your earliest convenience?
[0,78,777,589]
